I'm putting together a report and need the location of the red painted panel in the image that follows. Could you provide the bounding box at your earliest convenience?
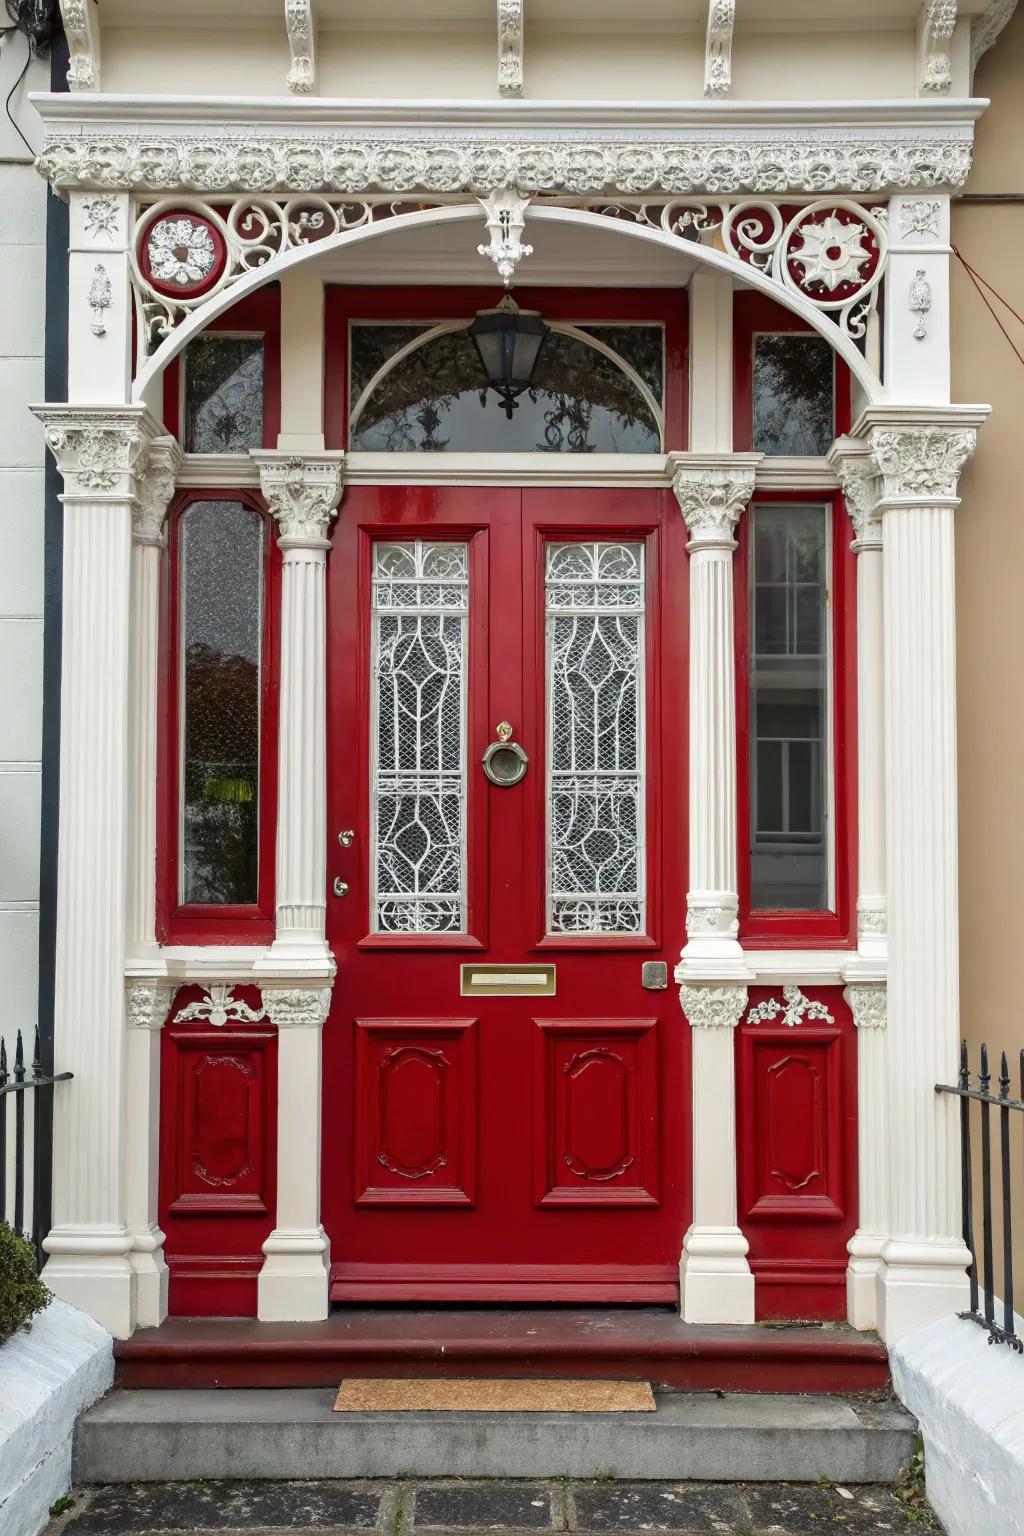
[354,1020,478,1206]
[533,1019,659,1207]
[737,986,857,1320]
[160,992,277,1316]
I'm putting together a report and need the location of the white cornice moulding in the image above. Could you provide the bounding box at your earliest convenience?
[125,946,336,984]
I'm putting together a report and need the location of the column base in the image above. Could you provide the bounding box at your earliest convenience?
[41,1225,137,1338]
[258,1227,331,1322]
[875,1237,972,1346]
[128,1224,169,1329]
[680,1226,756,1324]
[846,1231,886,1331]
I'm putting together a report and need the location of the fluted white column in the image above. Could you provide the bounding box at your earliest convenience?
[829,437,889,1329]
[251,451,343,1321]
[34,405,162,1338]
[670,454,759,1325]
[862,408,987,1344]
[124,983,174,1326]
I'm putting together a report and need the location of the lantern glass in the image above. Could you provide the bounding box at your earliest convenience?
[469,299,550,417]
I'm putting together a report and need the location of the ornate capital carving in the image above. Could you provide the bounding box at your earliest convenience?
[827,438,882,550]
[126,982,175,1030]
[34,405,161,501]
[262,986,333,1028]
[844,983,887,1029]
[252,452,345,547]
[497,0,524,98]
[671,460,758,549]
[679,984,748,1029]
[868,424,977,503]
[133,436,183,546]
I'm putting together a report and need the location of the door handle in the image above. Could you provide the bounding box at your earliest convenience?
[338,829,355,847]
[333,878,350,897]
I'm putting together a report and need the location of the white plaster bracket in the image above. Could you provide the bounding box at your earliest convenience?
[497,0,525,98]
[285,0,316,95]
[918,0,959,94]
[60,0,101,91]
[704,0,736,97]
[477,189,533,286]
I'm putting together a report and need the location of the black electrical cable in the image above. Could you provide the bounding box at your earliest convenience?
[1,25,35,159]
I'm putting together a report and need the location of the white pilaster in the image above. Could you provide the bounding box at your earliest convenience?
[277,266,326,452]
[68,192,132,405]
[861,407,987,1345]
[670,454,760,979]
[843,983,888,1329]
[678,985,754,1323]
[123,983,174,1326]
[33,404,162,1338]
[884,196,952,407]
[258,987,333,1321]
[687,273,733,454]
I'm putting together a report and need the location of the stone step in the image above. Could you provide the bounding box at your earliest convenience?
[76,1387,917,1485]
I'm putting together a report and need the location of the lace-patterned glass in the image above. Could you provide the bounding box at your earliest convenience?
[371,541,469,934]
[545,542,646,936]
[183,335,264,453]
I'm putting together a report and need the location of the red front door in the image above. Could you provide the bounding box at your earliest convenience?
[323,485,689,1302]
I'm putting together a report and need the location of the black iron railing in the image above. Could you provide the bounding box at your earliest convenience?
[0,1027,72,1264]
[937,1041,1024,1352]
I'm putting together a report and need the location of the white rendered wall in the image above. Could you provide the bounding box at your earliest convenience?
[0,44,46,1189]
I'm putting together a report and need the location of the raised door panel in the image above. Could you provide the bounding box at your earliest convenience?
[354,1019,478,1206]
[164,1028,275,1215]
[533,1018,659,1208]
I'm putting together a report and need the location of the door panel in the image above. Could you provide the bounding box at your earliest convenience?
[324,484,688,1301]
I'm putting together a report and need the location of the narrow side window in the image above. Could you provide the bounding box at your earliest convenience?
[752,334,834,456]
[179,500,264,905]
[183,335,265,453]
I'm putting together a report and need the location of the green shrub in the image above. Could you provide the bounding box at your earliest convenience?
[0,1222,50,1346]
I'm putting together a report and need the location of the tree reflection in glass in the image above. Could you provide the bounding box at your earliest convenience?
[752,334,834,456]
[183,336,264,453]
[180,501,263,905]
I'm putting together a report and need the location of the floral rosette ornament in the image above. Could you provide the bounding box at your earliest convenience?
[141,210,226,298]
[783,205,882,307]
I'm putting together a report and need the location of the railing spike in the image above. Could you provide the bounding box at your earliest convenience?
[1001,1052,1012,1098]
[960,1039,971,1089]
[13,1030,25,1083]
[980,1042,991,1092]
[31,1026,42,1080]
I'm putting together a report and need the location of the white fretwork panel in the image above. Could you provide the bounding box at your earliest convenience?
[370,541,468,935]
[546,542,646,936]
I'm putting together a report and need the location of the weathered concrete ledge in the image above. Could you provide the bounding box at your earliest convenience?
[77,1387,915,1484]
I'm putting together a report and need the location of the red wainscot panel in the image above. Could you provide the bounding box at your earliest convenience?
[737,986,857,1322]
[159,985,277,1317]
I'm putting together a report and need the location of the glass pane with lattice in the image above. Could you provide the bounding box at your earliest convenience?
[545,542,646,935]
[371,541,468,934]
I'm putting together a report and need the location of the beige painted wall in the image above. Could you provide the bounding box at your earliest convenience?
[953,4,1024,1302]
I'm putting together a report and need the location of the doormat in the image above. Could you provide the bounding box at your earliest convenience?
[333,1378,657,1413]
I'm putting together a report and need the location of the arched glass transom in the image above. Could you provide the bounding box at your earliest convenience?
[349,323,664,453]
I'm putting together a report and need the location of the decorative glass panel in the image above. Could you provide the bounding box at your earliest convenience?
[350,329,660,453]
[579,325,664,403]
[546,542,646,936]
[749,504,829,910]
[371,541,469,934]
[180,500,263,905]
[752,334,834,457]
[183,335,264,453]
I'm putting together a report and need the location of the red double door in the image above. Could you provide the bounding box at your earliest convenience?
[323,486,689,1302]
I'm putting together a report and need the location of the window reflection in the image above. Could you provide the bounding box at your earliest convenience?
[180,501,263,905]
[752,334,834,457]
[183,335,264,453]
[350,327,661,453]
[750,504,829,910]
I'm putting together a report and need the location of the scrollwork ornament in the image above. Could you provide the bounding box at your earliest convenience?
[262,987,333,1028]
[679,985,748,1030]
[174,984,265,1028]
[746,985,835,1028]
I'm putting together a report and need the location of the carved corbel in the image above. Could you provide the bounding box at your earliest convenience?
[704,0,735,98]
[679,985,748,1030]
[918,0,958,93]
[60,0,101,91]
[285,0,316,94]
[498,0,524,97]
[262,987,333,1028]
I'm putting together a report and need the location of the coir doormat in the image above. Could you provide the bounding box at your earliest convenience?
[333,1378,656,1413]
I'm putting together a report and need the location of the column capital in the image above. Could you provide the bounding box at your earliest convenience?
[125,982,175,1031]
[33,404,165,503]
[844,983,887,1030]
[827,435,882,551]
[262,985,333,1029]
[850,406,989,509]
[668,453,761,550]
[679,984,748,1030]
[133,436,184,547]
[251,451,345,549]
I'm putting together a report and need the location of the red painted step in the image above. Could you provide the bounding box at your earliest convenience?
[115,1308,889,1394]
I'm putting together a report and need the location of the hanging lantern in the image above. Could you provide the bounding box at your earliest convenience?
[468,294,549,420]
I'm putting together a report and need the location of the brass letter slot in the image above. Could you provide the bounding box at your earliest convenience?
[460,963,556,997]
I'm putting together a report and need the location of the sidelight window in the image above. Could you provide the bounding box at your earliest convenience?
[748,504,830,911]
[370,540,469,934]
[182,334,265,453]
[752,334,834,457]
[179,499,264,906]
[545,542,647,936]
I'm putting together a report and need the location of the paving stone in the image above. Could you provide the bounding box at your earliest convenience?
[413,1481,554,1529]
[569,1480,748,1532]
[740,1482,938,1533]
[62,1479,385,1533]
